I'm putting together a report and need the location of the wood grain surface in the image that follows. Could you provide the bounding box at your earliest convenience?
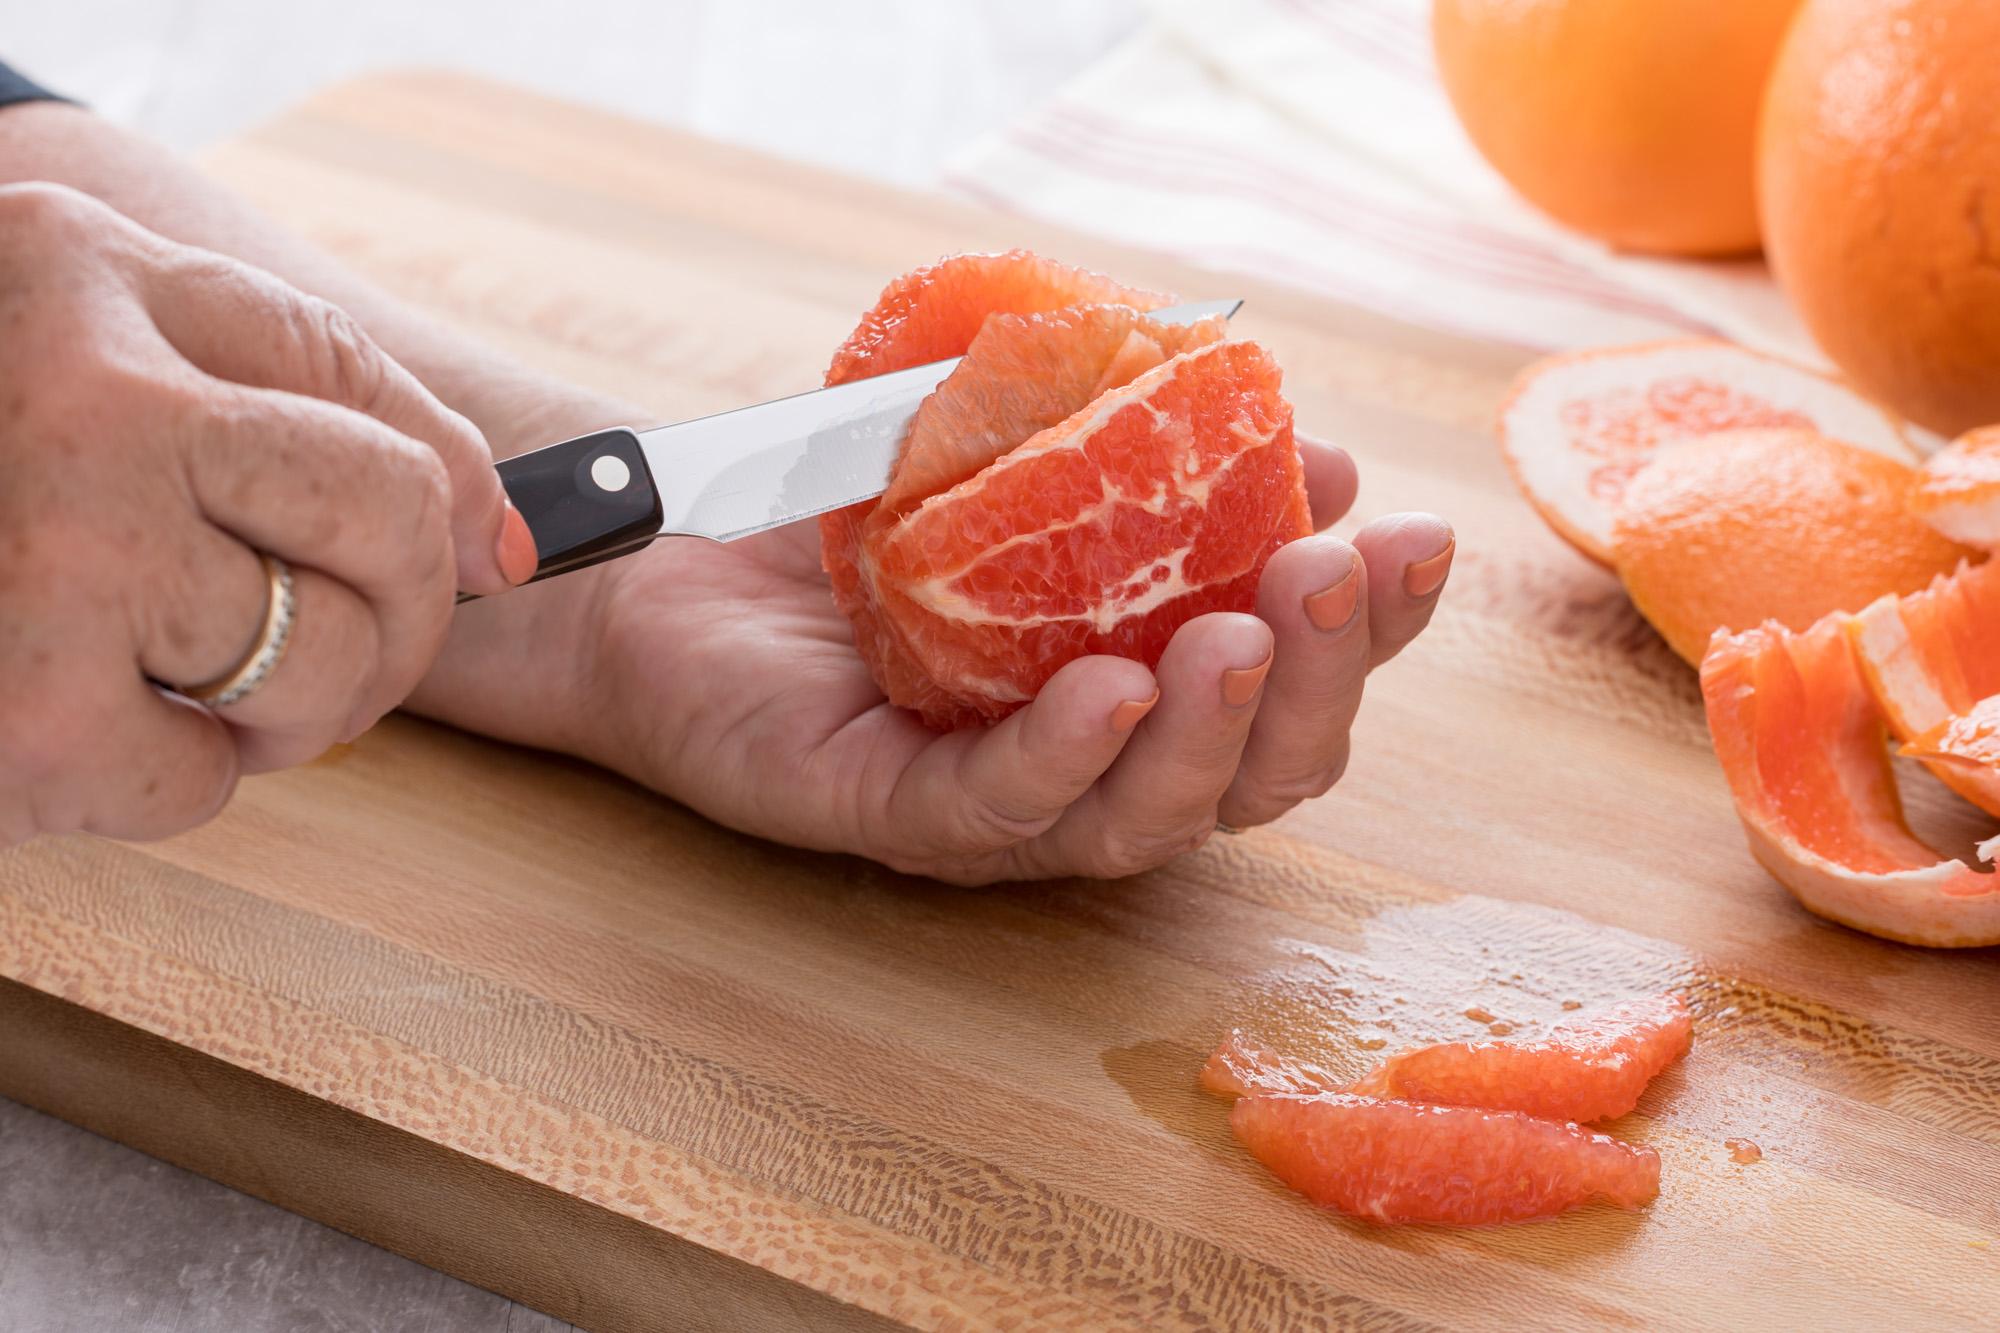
[3,71,1997,1332]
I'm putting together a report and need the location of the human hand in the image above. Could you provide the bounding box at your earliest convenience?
[435,431,1450,884]
[0,183,535,844]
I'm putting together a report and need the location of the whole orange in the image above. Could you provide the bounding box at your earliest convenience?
[1432,0,1802,256]
[1759,0,2000,437]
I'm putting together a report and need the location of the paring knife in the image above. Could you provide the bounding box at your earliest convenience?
[490,298,1243,586]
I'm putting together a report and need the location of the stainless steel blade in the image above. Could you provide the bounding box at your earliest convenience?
[637,297,1243,542]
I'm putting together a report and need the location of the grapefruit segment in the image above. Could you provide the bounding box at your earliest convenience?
[1352,993,1691,1124]
[821,254,1310,729]
[1847,560,2000,817]
[1497,340,1913,566]
[1905,697,2000,777]
[1700,613,2000,947]
[824,250,1167,387]
[1610,429,1973,664]
[1230,1093,1661,1225]
[1912,426,2000,549]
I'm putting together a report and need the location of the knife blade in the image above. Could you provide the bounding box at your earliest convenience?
[491,297,1242,586]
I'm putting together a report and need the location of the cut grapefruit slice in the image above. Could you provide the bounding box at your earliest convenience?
[1700,613,2000,947]
[1905,697,2000,781]
[1911,425,2000,548]
[1230,1093,1661,1225]
[1498,340,1913,565]
[1610,429,1971,664]
[1349,993,1691,1124]
[821,253,1310,729]
[1847,559,2000,817]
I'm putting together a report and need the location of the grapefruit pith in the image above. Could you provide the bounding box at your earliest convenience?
[1496,340,1911,567]
[1847,559,2000,817]
[1700,613,2000,947]
[821,253,1310,729]
[1912,427,2000,549]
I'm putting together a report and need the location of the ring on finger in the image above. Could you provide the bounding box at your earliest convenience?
[1214,821,1245,836]
[176,553,296,709]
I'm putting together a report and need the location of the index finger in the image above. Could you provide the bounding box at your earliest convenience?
[143,249,531,595]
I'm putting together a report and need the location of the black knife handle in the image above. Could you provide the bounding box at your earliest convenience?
[493,428,664,588]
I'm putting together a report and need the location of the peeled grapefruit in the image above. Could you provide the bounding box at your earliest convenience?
[1847,559,2000,817]
[1912,427,2000,550]
[1231,1093,1661,1225]
[1610,429,1972,664]
[1700,613,2000,947]
[1349,993,1691,1125]
[821,253,1311,729]
[1496,340,1912,567]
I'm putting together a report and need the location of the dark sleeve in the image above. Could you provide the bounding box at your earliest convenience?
[0,59,65,110]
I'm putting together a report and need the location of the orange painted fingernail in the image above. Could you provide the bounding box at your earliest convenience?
[1109,689,1159,733]
[1221,653,1273,707]
[1303,565,1361,631]
[497,502,539,586]
[1403,541,1455,599]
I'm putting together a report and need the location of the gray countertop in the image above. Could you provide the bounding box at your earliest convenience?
[0,1096,573,1332]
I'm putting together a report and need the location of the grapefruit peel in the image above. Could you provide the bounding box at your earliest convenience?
[1700,613,2000,948]
[1911,426,2000,549]
[1847,559,2000,818]
[1496,339,1913,566]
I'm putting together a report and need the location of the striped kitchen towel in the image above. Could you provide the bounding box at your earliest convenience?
[944,0,1818,361]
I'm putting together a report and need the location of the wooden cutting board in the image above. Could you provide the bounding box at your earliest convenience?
[4,71,1997,1332]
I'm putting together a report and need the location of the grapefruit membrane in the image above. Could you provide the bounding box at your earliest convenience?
[1497,340,1913,566]
[1700,613,2000,947]
[1230,1093,1661,1225]
[821,253,1310,729]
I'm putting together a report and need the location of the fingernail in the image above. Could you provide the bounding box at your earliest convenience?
[497,503,538,586]
[1109,689,1159,733]
[1403,541,1455,599]
[1221,653,1273,707]
[1303,564,1361,631]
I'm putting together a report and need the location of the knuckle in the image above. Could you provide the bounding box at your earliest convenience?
[950,787,1054,853]
[292,293,387,411]
[0,181,91,236]
[1086,823,1200,879]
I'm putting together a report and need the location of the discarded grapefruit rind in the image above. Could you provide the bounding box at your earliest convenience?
[821,254,1310,729]
[1847,559,2000,817]
[1700,613,2000,948]
[1230,1093,1661,1225]
[1611,429,1972,665]
[1355,993,1691,1124]
[1911,426,2000,549]
[1497,340,1914,566]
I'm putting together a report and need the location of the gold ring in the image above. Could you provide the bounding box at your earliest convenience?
[1214,821,1245,836]
[181,554,296,708]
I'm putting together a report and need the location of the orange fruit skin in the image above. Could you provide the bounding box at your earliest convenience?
[1610,429,1973,664]
[822,254,1310,730]
[1433,0,1801,256]
[1759,0,2000,436]
[1353,994,1691,1125]
[1230,1093,1661,1225]
[1700,614,2000,947]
